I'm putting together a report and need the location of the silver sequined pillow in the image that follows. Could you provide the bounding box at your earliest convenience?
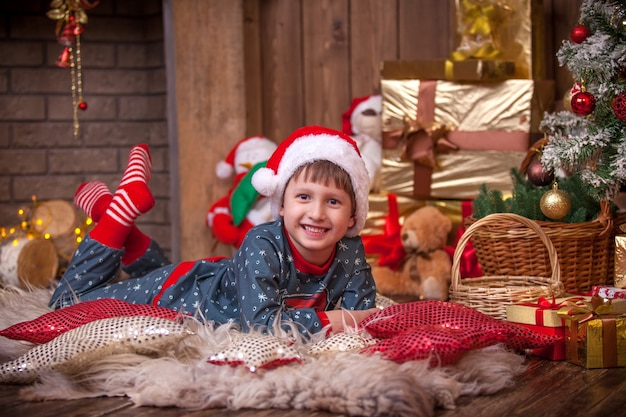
[0,315,194,384]
[208,335,302,372]
[308,332,377,355]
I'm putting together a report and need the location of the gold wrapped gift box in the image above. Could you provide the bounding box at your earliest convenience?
[614,229,626,288]
[564,315,626,368]
[452,0,546,80]
[380,77,554,199]
[381,59,517,82]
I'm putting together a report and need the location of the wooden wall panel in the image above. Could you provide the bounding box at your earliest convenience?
[171,0,246,260]
[398,0,455,59]
[243,0,264,136]
[349,0,399,97]
[259,0,304,143]
[545,0,584,111]
[302,0,350,130]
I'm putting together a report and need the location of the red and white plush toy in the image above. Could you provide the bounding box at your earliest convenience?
[207,136,277,248]
[342,95,383,190]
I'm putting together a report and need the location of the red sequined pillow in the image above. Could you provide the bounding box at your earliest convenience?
[359,301,561,365]
[0,298,183,344]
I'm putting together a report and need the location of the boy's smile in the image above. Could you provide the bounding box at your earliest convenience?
[279,174,355,267]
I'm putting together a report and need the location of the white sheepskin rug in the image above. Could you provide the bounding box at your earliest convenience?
[0,285,527,417]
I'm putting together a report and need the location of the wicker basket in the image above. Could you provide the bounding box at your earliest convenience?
[449,213,565,320]
[465,201,622,293]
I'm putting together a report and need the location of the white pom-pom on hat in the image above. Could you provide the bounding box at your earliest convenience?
[251,125,370,237]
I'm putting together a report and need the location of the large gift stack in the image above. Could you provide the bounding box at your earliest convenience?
[378,0,553,201]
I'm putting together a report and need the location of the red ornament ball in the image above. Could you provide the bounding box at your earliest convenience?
[527,158,554,187]
[571,91,596,116]
[613,92,626,123]
[78,101,88,111]
[570,24,590,43]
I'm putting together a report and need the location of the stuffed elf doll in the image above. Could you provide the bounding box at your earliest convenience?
[207,136,277,248]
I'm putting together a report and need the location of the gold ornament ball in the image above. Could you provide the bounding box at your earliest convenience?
[540,184,572,220]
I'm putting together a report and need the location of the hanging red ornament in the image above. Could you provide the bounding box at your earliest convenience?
[78,100,88,111]
[613,92,626,123]
[57,22,76,46]
[55,47,71,68]
[570,24,590,43]
[571,91,596,116]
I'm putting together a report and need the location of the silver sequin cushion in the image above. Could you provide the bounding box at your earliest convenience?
[208,335,302,372]
[0,315,194,384]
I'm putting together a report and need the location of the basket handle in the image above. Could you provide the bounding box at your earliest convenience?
[451,213,561,290]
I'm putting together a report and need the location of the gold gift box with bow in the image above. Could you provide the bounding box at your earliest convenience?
[380,77,554,199]
[558,297,626,368]
[614,224,626,289]
[452,0,545,80]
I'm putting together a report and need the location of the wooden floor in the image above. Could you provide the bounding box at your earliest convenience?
[1,356,624,417]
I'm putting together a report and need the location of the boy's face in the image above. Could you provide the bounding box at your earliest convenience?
[279,173,356,266]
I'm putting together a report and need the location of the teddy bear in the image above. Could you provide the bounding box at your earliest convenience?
[207,136,277,248]
[371,205,453,301]
[342,95,382,191]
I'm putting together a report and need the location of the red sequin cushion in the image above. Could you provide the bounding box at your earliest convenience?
[360,301,561,365]
[0,298,182,344]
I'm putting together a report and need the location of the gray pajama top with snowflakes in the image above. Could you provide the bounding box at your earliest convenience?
[49,220,377,335]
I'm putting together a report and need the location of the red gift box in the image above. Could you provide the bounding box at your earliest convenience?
[518,323,566,360]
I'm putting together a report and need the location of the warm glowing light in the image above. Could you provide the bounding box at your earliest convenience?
[35,218,44,226]
[74,227,81,235]
[44,233,51,239]
[12,239,19,246]
[76,237,83,243]
[86,218,93,226]
[18,208,25,216]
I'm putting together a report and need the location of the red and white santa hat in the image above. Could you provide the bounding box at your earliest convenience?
[216,136,275,179]
[251,125,370,237]
[341,95,382,136]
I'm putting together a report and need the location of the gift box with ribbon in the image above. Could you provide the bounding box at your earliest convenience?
[558,296,626,368]
[380,77,554,199]
[452,0,546,80]
[614,226,626,288]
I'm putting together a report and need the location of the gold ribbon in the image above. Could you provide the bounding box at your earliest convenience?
[450,0,504,61]
[557,295,616,324]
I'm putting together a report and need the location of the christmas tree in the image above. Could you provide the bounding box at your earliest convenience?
[540,0,626,204]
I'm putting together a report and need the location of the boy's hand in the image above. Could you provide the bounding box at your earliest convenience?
[325,308,379,334]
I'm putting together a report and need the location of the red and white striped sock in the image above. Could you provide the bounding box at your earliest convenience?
[74,181,112,222]
[90,144,155,249]
[74,181,151,262]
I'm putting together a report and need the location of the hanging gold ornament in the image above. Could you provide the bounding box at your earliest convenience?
[540,182,572,220]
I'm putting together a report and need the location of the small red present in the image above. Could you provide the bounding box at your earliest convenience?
[518,323,565,360]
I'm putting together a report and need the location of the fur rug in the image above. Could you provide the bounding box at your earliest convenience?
[0,285,527,417]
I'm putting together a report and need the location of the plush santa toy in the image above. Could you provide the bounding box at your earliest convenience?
[342,95,382,190]
[207,136,277,248]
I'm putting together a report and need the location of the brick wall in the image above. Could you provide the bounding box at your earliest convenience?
[0,0,171,256]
